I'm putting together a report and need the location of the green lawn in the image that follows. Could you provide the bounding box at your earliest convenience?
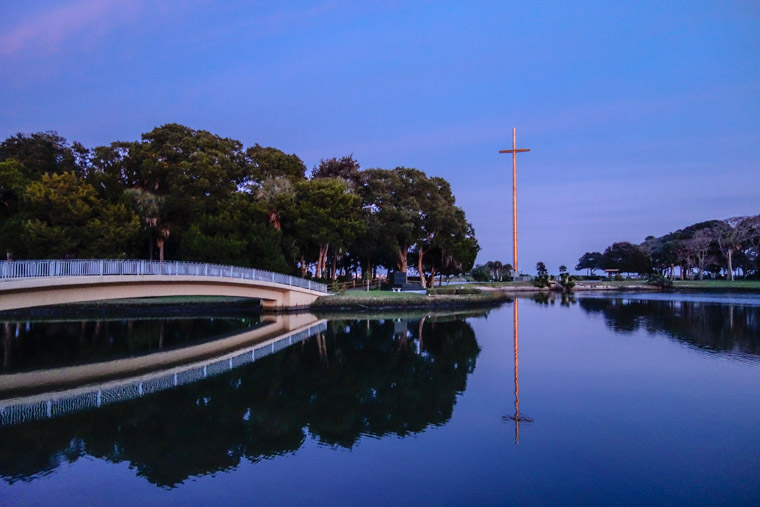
[576,279,651,286]
[672,280,760,291]
[313,287,512,308]
[470,281,536,288]
[317,289,427,305]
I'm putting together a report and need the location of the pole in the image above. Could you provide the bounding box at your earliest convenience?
[499,129,530,277]
[512,128,518,274]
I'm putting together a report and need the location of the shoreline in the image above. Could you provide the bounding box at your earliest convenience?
[0,282,757,319]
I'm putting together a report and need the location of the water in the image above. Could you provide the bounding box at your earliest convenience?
[1,294,758,505]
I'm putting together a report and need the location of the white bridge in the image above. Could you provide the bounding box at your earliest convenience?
[0,259,328,312]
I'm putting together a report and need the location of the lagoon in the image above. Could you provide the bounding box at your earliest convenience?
[1,293,759,505]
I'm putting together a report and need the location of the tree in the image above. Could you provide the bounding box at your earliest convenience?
[293,179,364,280]
[125,188,165,260]
[311,155,361,185]
[575,252,603,275]
[20,172,141,258]
[685,228,717,280]
[602,242,652,275]
[534,261,549,288]
[0,159,30,259]
[359,168,424,274]
[418,224,480,286]
[491,261,503,281]
[0,131,82,178]
[180,195,289,272]
[470,264,491,282]
[717,217,756,281]
[0,127,481,278]
[256,177,295,231]
[559,265,567,274]
[412,176,470,288]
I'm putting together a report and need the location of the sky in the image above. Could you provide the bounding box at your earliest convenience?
[1,0,759,274]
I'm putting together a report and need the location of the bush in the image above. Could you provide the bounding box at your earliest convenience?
[330,279,346,295]
[533,274,550,288]
[560,273,575,292]
[646,274,673,289]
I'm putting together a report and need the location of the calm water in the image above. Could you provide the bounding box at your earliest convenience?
[1,294,759,505]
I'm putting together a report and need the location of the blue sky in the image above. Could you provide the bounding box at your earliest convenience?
[1,1,758,273]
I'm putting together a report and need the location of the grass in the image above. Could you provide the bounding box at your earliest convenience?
[672,280,760,291]
[575,279,652,286]
[469,281,536,288]
[313,287,513,309]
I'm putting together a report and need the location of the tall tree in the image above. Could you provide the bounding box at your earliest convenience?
[413,176,469,288]
[244,144,306,187]
[717,218,756,281]
[293,179,364,279]
[0,131,83,178]
[421,225,480,286]
[685,228,717,280]
[602,242,652,275]
[575,251,603,276]
[0,159,30,259]
[311,155,361,185]
[20,173,140,258]
[125,188,165,260]
[360,168,425,274]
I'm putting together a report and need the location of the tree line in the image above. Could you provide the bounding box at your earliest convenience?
[576,216,760,280]
[0,124,479,287]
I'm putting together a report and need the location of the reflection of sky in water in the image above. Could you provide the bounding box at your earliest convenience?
[0,297,758,505]
[578,291,760,306]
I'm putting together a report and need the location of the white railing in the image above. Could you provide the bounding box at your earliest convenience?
[0,259,327,293]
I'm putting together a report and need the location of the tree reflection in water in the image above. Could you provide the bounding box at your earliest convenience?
[0,317,480,488]
[1,316,262,373]
[578,297,760,359]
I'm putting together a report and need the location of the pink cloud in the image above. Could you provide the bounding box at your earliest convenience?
[0,0,143,58]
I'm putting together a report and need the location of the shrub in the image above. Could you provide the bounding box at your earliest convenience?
[560,273,576,292]
[646,274,673,289]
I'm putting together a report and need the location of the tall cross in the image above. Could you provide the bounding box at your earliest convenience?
[499,128,530,273]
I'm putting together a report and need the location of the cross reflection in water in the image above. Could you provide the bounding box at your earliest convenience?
[502,299,533,444]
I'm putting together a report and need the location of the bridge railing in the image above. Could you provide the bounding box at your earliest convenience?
[0,259,327,293]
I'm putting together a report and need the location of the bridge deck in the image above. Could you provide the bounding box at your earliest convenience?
[0,260,328,311]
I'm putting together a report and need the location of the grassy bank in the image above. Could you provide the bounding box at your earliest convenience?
[464,279,760,292]
[672,280,760,291]
[312,288,513,310]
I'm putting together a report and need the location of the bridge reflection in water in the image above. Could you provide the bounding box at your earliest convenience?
[0,313,327,425]
[0,313,481,488]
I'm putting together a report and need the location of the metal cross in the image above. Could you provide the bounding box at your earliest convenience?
[499,128,530,274]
